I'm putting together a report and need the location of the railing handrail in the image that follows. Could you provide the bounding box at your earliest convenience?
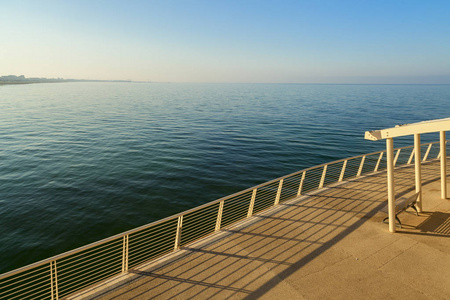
[0,139,447,299]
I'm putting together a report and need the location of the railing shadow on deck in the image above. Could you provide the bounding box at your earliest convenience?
[89,171,406,299]
[88,160,447,299]
[1,141,447,300]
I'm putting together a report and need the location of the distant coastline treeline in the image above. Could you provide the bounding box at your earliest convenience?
[0,75,134,85]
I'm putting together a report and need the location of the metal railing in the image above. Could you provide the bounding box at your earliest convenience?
[0,140,447,299]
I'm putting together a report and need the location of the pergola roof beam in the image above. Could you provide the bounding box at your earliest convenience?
[365,117,450,141]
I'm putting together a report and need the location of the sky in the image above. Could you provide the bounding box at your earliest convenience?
[1,0,449,83]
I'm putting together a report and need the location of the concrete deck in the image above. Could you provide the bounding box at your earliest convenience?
[75,160,450,299]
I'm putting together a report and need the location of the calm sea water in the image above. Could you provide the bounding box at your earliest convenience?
[0,82,449,273]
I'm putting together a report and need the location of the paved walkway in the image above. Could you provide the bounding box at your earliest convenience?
[74,160,450,299]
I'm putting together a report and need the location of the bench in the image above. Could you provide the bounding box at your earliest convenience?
[381,192,420,228]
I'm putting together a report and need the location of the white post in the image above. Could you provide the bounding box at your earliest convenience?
[440,131,447,199]
[274,179,283,205]
[423,144,432,161]
[297,171,305,196]
[374,152,383,172]
[339,160,347,182]
[247,189,257,217]
[122,235,129,273]
[357,156,366,177]
[215,200,224,231]
[174,216,183,250]
[386,138,396,233]
[414,134,422,212]
[50,262,54,300]
[407,148,415,164]
[393,149,401,166]
[50,261,59,300]
[319,165,327,189]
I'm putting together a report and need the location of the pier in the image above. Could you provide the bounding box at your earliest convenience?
[1,136,449,300]
[71,159,450,299]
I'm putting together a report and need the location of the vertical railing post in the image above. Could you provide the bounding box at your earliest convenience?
[247,188,257,217]
[215,200,224,231]
[374,152,383,172]
[338,160,347,182]
[122,235,129,273]
[174,216,183,250]
[357,156,366,177]
[414,134,422,212]
[423,144,432,161]
[274,179,283,205]
[393,149,401,166]
[407,148,415,164]
[297,171,305,196]
[50,261,59,300]
[319,165,327,189]
[386,138,396,233]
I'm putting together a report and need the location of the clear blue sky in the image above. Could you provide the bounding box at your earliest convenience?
[1,0,449,83]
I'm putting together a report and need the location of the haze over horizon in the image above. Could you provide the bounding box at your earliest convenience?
[1,1,449,84]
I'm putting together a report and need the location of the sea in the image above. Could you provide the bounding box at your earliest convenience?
[1,82,449,273]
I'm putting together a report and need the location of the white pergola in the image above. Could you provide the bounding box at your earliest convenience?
[365,117,450,233]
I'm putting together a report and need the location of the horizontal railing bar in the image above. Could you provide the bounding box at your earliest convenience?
[0,265,48,289]
[130,224,176,240]
[29,291,52,300]
[1,273,50,299]
[58,260,120,286]
[58,242,122,267]
[29,290,51,300]
[223,210,250,220]
[222,205,248,214]
[58,267,120,298]
[130,245,173,259]
[59,262,120,288]
[129,246,173,262]
[1,272,51,300]
[130,232,175,248]
[58,251,121,278]
[183,212,218,222]
[0,264,48,286]
[3,286,49,300]
[130,245,174,260]
[181,228,216,239]
[0,278,49,296]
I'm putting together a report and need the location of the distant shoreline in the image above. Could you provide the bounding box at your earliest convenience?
[0,75,147,86]
[0,80,151,86]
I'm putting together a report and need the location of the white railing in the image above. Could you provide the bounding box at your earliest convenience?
[0,140,447,299]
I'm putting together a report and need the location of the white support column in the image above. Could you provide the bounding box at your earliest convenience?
[414,134,422,212]
[440,131,447,199]
[386,138,396,233]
